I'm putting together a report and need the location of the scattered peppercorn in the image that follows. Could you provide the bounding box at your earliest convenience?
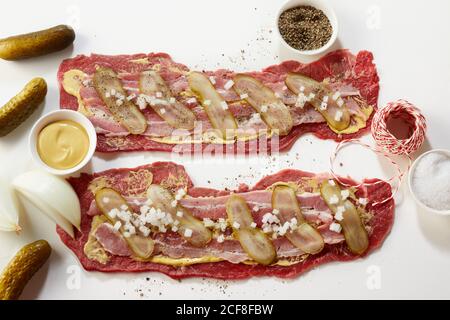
[278,5,332,51]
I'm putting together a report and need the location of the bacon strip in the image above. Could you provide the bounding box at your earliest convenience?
[58,162,394,280]
[94,223,132,256]
[83,188,344,263]
[59,50,378,151]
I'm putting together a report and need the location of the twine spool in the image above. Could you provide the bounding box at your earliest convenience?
[371,99,427,155]
[330,100,427,206]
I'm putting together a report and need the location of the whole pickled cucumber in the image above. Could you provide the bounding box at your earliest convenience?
[0,240,51,300]
[0,78,47,137]
[0,25,75,60]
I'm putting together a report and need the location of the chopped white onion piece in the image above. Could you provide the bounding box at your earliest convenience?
[224,80,234,90]
[358,198,368,205]
[333,91,341,101]
[220,101,228,110]
[184,228,193,237]
[329,222,342,233]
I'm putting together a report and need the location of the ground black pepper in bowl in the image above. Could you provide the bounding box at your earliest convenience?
[278,5,333,51]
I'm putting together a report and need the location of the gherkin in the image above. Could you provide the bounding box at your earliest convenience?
[0,25,75,60]
[0,78,47,137]
[0,240,51,300]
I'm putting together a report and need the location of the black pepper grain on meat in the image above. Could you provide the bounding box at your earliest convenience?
[278,6,332,51]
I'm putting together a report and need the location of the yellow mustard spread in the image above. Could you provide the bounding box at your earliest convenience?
[37,120,89,170]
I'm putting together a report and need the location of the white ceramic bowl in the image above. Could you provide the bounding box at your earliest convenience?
[29,109,97,176]
[276,0,339,56]
[408,149,450,215]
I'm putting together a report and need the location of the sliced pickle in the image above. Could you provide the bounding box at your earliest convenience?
[320,180,369,255]
[93,67,147,134]
[187,71,237,138]
[233,74,293,136]
[225,194,276,265]
[139,70,196,130]
[285,73,351,131]
[146,185,211,247]
[272,186,324,254]
[95,188,154,259]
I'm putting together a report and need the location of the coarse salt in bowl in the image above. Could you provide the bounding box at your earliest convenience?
[276,0,339,56]
[408,149,450,215]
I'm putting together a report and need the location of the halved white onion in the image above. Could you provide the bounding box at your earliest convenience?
[15,188,74,237]
[0,178,21,232]
[12,171,81,237]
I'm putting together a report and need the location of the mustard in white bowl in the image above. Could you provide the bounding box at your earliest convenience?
[29,110,97,176]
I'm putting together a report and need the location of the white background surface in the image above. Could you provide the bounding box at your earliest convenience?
[0,0,449,300]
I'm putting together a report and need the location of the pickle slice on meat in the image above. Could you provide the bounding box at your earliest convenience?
[285,73,351,131]
[320,180,369,255]
[146,185,212,247]
[95,188,154,259]
[272,185,324,254]
[139,70,196,130]
[93,67,147,134]
[225,194,276,265]
[233,74,293,136]
[187,71,237,139]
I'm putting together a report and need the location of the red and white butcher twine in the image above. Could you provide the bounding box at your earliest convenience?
[330,100,427,205]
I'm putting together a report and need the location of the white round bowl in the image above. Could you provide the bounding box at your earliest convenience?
[408,149,450,215]
[276,0,339,56]
[29,110,97,176]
